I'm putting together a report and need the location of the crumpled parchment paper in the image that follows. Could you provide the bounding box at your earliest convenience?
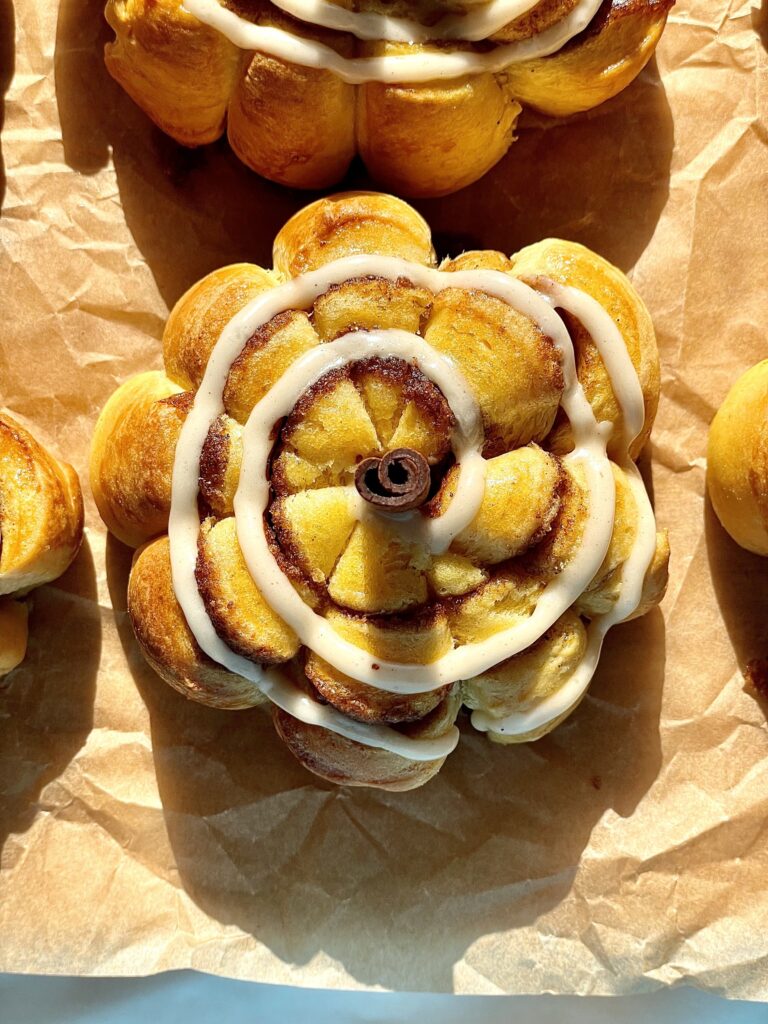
[0,0,767,998]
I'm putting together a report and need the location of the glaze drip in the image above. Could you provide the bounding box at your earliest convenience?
[183,0,604,84]
[269,0,567,43]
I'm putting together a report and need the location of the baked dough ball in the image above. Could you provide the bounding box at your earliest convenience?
[708,360,768,555]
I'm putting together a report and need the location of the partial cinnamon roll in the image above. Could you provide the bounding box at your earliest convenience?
[92,191,668,789]
[0,413,84,678]
[708,361,768,556]
[103,0,673,196]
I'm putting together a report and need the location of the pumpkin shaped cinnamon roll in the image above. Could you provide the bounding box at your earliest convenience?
[0,414,84,678]
[104,0,673,196]
[91,192,668,789]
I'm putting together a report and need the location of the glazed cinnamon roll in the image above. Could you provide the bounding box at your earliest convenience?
[104,0,673,195]
[0,414,84,678]
[91,191,669,789]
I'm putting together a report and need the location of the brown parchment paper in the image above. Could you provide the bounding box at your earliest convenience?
[1,0,767,998]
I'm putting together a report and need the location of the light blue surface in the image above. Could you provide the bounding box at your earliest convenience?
[0,974,764,1024]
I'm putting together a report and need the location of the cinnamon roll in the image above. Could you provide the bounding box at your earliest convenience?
[104,0,673,195]
[91,191,669,788]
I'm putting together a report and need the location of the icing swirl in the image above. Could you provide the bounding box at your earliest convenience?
[269,0,568,42]
[168,256,655,758]
[182,0,604,84]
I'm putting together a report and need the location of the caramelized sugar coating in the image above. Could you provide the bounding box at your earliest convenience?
[0,414,84,677]
[104,0,672,196]
[92,192,668,788]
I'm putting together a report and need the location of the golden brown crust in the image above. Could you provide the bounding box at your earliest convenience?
[223,310,320,424]
[0,413,84,595]
[269,368,382,495]
[228,50,357,189]
[199,414,243,518]
[304,671,447,726]
[509,238,661,459]
[520,461,587,579]
[103,0,671,195]
[492,0,582,41]
[270,487,358,589]
[423,287,564,456]
[348,356,455,455]
[224,1,358,186]
[304,607,452,723]
[708,360,768,555]
[442,251,515,274]
[327,517,431,613]
[104,0,241,146]
[273,685,460,790]
[312,277,432,342]
[355,69,521,198]
[444,447,564,564]
[163,263,277,391]
[196,517,300,664]
[503,0,673,118]
[272,192,435,277]
[462,609,587,726]
[129,535,267,708]
[446,567,545,645]
[89,372,189,548]
[273,357,454,485]
[0,413,84,678]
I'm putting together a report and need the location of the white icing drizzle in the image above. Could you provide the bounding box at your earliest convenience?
[233,320,612,692]
[167,254,655,760]
[235,328,487,558]
[470,280,658,738]
[269,0,549,43]
[182,0,604,84]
